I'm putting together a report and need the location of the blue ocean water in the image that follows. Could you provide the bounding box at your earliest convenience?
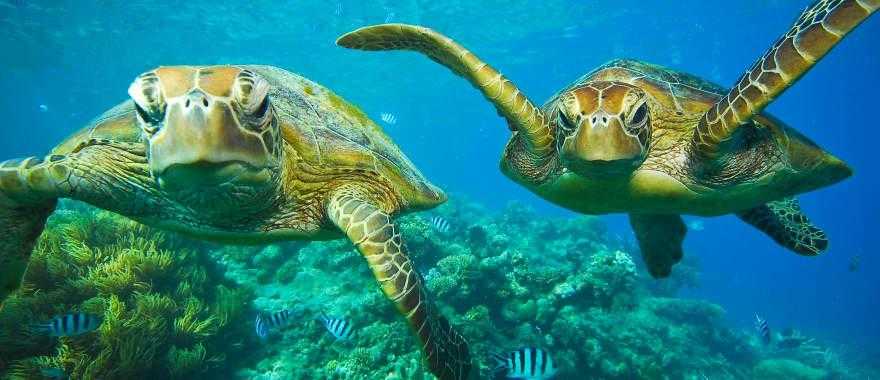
[1,0,878,377]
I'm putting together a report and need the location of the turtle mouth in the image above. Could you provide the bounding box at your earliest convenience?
[155,161,268,191]
[563,157,641,179]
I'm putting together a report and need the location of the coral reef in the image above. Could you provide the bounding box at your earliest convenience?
[222,197,742,379]
[0,200,253,379]
[1,196,875,379]
[229,195,877,379]
[752,359,827,380]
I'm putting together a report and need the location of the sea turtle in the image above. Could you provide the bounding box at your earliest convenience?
[0,66,471,379]
[337,0,877,277]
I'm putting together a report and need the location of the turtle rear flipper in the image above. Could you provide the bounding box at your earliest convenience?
[692,0,878,158]
[0,158,60,303]
[629,214,687,278]
[328,192,472,380]
[737,198,827,255]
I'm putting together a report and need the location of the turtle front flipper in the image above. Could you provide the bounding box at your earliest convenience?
[337,24,555,183]
[737,198,828,255]
[629,214,687,278]
[0,157,62,303]
[692,0,878,158]
[328,192,472,380]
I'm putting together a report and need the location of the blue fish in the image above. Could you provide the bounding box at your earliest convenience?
[491,347,558,379]
[31,313,102,337]
[255,309,294,339]
[754,314,771,345]
[319,314,355,341]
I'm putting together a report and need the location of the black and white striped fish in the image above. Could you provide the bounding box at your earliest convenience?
[255,309,294,339]
[430,216,451,233]
[754,314,771,344]
[31,313,102,337]
[491,347,558,379]
[319,314,355,341]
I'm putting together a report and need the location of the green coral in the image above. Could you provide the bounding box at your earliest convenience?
[224,197,759,379]
[753,359,828,380]
[15,197,866,379]
[0,201,253,379]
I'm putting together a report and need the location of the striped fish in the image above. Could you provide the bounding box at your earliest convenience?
[319,314,355,341]
[380,112,397,125]
[754,314,771,345]
[491,347,558,379]
[430,215,451,233]
[255,309,294,339]
[31,313,102,337]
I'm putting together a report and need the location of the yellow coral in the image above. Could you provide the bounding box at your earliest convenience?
[0,203,252,378]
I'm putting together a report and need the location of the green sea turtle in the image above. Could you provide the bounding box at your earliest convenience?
[337,0,877,277]
[0,66,470,379]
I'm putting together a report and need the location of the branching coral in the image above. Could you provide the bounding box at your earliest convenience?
[9,196,861,380]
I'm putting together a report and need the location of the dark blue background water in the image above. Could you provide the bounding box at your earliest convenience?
[1,0,877,352]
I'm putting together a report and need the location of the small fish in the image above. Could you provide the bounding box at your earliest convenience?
[776,328,812,349]
[255,315,269,339]
[777,335,811,349]
[430,216,451,233]
[40,368,67,380]
[491,347,558,379]
[319,314,355,341]
[687,220,705,231]
[31,313,102,337]
[38,104,48,112]
[384,11,395,23]
[849,255,860,272]
[754,314,771,345]
[334,2,343,16]
[560,26,580,39]
[380,112,397,125]
[255,309,294,338]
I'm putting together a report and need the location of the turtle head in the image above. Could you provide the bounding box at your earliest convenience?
[128,66,280,193]
[555,82,651,178]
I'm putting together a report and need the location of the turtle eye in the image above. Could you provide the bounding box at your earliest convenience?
[235,69,271,119]
[134,102,163,127]
[251,95,270,119]
[630,102,649,126]
[557,109,576,133]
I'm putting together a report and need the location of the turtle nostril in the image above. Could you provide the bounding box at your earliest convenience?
[185,99,191,108]
[602,117,607,123]
[202,98,209,107]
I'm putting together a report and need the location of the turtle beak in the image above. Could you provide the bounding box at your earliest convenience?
[560,112,645,177]
[149,90,269,190]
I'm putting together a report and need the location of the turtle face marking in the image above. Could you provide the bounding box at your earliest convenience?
[555,81,651,178]
[128,66,280,192]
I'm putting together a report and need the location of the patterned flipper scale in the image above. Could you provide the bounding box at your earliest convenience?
[737,197,828,255]
[693,0,879,157]
[328,193,471,380]
[0,157,63,304]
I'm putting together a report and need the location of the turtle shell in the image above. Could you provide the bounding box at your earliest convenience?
[51,100,142,155]
[51,65,444,210]
[547,58,726,115]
